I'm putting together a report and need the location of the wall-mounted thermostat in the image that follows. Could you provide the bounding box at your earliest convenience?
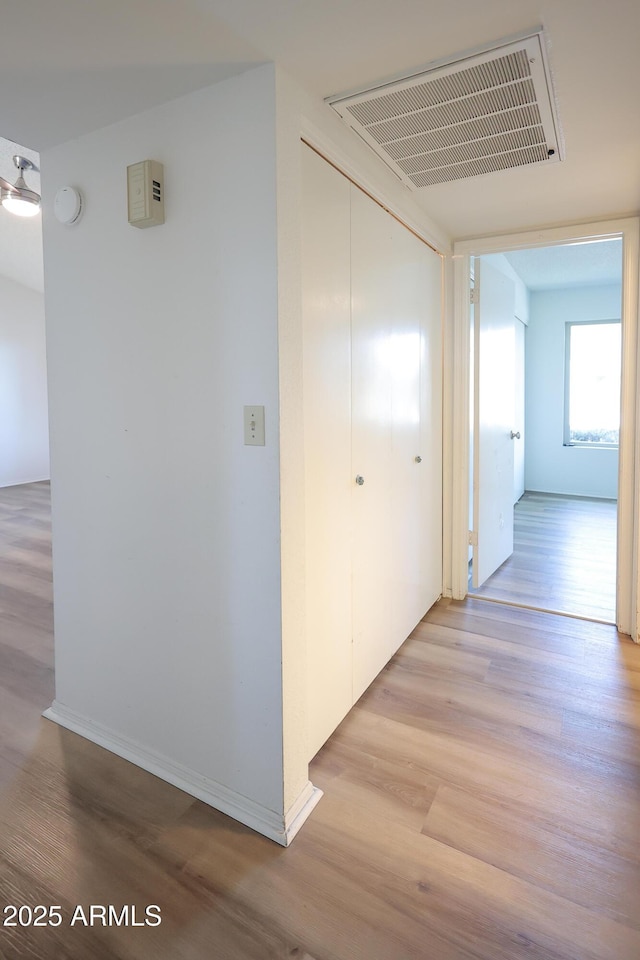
[127,160,164,228]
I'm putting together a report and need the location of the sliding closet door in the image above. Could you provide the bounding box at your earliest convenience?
[301,146,353,758]
[351,188,395,701]
[302,143,443,751]
[389,218,428,641]
[418,243,443,613]
[351,197,443,699]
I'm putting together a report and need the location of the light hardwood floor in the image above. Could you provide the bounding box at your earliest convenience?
[469,491,617,622]
[1,483,640,959]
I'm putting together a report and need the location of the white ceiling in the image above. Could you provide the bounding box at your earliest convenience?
[192,0,640,237]
[1,0,639,289]
[0,0,263,150]
[504,239,623,291]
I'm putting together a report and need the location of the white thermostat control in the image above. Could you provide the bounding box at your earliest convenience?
[54,186,83,225]
[127,159,164,228]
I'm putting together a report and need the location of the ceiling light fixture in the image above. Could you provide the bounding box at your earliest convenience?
[0,155,41,217]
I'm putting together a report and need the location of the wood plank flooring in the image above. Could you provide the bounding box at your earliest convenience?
[1,483,640,959]
[469,491,617,622]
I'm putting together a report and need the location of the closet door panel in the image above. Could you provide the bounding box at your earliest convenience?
[351,187,395,701]
[418,245,443,613]
[302,145,444,747]
[387,223,443,644]
[389,219,427,641]
[301,145,353,758]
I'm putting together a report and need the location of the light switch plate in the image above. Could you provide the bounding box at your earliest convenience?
[244,405,265,445]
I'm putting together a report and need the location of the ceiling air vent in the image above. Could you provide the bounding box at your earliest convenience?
[326,30,563,189]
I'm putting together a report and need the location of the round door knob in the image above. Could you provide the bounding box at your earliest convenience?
[355,475,365,486]
[415,456,422,463]
[510,431,521,440]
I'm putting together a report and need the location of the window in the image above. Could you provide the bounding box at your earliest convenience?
[564,320,621,446]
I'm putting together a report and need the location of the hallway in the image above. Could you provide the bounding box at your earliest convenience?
[1,483,639,959]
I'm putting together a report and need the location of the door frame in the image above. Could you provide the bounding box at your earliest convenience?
[447,217,640,639]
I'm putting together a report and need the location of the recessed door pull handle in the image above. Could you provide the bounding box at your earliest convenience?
[510,431,521,440]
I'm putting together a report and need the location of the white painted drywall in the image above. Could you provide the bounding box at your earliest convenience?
[483,254,530,327]
[526,284,621,498]
[0,275,49,487]
[42,66,292,825]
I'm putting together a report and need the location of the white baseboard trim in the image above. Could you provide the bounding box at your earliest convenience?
[1,476,50,488]
[283,779,324,845]
[43,700,322,847]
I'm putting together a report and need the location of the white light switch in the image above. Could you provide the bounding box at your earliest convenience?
[244,405,265,446]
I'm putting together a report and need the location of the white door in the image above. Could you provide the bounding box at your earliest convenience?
[302,145,444,751]
[388,220,443,638]
[351,193,443,699]
[472,258,517,588]
[418,246,443,609]
[513,317,526,502]
[389,218,426,641]
[301,146,353,757]
[351,188,394,701]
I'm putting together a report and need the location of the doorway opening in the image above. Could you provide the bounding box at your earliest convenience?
[467,240,622,623]
[0,136,48,491]
[450,217,639,639]
[0,132,52,824]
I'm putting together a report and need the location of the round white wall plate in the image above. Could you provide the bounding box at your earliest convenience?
[54,186,83,224]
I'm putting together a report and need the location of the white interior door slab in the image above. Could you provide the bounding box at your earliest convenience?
[301,146,353,758]
[388,218,424,642]
[472,258,517,589]
[419,246,443,609]
[388,221,443,639]
[351,188,394,701]
[513,317,526,502]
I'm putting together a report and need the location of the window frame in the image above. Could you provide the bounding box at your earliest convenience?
[563,317,621,448]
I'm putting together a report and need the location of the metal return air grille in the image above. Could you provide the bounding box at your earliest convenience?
[327,32,562,188]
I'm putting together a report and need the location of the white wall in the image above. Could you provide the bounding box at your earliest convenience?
[42,65,305,841]
[0,275,49,487]
[483,254,530,325]
[526,284,621,498]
